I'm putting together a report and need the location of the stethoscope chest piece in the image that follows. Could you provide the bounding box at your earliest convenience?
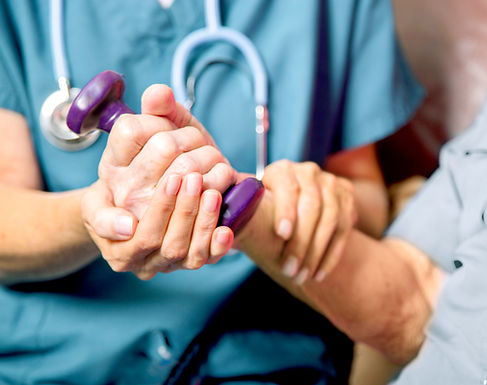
[40,87,101,151]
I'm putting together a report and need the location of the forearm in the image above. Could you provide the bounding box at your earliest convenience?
[0,186,100,284]
[237,191,443,364]
[325,143,389,238]
[300,233,442,364]
[352,178,389,238]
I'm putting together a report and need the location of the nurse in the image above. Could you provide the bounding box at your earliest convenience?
[0,0,422,384]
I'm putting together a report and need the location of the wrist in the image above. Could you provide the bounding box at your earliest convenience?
[232,191,283,262]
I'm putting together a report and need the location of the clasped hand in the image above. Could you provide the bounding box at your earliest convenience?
[82,85,357,283]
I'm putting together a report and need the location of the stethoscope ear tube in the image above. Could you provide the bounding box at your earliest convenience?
[171,0,269,180]
[66,70,264,234]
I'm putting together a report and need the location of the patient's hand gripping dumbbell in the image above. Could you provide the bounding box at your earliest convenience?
[66,70,264,234]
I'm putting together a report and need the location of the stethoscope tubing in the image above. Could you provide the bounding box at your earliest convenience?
[47,0,269,177]
[171,27,268,108]
[171,0,269,179]
[50,0,70,94]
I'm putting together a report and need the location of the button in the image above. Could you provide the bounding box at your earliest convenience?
[157,344,172,361]
[148,330,174,365]
[453,260,463,269]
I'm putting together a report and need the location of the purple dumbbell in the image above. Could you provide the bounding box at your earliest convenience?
[66,70,264,234]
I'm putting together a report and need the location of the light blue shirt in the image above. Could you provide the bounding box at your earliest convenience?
[387,100,487,384]
[0,1,422,383]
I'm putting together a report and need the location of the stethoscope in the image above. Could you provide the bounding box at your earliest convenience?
[40,0,101,151]
[41,0,269,179]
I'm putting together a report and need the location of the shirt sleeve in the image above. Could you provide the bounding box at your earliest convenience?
[0,3,29,116]
[329,0,424,151]
[386,152,462,272]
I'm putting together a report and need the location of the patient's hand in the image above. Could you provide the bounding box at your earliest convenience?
[258,160,358,284]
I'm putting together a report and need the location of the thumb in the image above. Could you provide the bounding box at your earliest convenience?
[82,181,138,241]
[141,84,206,131]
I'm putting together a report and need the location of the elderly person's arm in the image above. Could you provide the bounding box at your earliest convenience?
[237,189,443,364]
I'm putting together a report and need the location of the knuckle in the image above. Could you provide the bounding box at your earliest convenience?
[203,145,224,163]
[217,162,236,181]
[114,114,138,143]
[152,132,179,159]
[279,159,294,170]
[108,259,132,273]
[133,234,161,255]
[136,271,155,281]
[197,214,217,234]
[183,252,207,270]
[300,188,321,212]
[269,158,290,172]
[263,159,291,184]
[161,245,187,263]
[113,186,137,211]
[204,165,234,193]
[172,153,198,175]
[158,196,177,214]
[179,204,199,218]
[302,161,321,177]
[320,171,337,187]
[182,126,205,145]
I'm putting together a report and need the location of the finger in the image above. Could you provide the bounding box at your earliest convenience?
[101,114,178,168]
[314,180,356,281]
[262,160,298,241]
[207,227,234,264]
[81,181,141,274]
[280,165,322,281]
[125,126,209,190]
[181,189,222,270]
[158,173,202,269]
[297,173,340,284]
[202,162,237,194]
[82,181,137,241]
[91,208,137,241]
[141,84,216,146]
[129,173,182,277]
[163,145,225,179]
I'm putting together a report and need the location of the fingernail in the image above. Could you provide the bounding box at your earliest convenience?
[277,219,293,240]
[282,256,299,277]
[185,173,201,196]
[315,270,327,282]
[202,191,219,212]
[114,216,133,236]
[166,174,181,196]
[295,268,309,285]
[216,230,231,245]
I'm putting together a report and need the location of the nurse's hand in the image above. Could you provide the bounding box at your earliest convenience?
[261,160,358,284]
[82,173,234,279]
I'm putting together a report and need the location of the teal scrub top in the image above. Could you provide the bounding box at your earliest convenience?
[386,100,487,384]
[0,1,423,384]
